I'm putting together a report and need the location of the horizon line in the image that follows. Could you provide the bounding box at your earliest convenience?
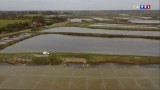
[0,9,159,11]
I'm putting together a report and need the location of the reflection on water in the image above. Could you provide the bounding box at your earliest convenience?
[1,34,159,56]
[91,63,160,68]
[68,19,92,22]
[42,27,160,36]
[93,17,110,21]
[90,23,158,29]
[129,19,160,24]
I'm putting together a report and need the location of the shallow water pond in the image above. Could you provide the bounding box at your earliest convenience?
[42,27,160,36]
[1,34,159,56]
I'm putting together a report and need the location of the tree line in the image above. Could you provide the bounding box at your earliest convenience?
[0,16,67,34]
[0,22,30,34]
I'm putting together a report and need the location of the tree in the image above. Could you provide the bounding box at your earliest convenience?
[32,16,45,25]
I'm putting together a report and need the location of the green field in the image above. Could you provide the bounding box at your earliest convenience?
[0,19,31,28]
[0,53,159,65]
[24,14,42,17]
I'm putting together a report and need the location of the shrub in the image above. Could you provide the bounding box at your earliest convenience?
[32,56,49,65]
[48,55,63,65]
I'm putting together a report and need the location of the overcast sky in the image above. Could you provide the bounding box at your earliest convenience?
[0,0,159,10]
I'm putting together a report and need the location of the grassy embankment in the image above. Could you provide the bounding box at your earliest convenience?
[0,53,159,65]
[0,19,31,28]
[23,14,42,17]
[89,26,160,31]
[47,21,70,28]
[40,32,160,40]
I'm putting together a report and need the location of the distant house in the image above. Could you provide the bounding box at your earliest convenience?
[31,21,43,29]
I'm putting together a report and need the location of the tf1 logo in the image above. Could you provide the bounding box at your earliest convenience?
[140,5,151,9]
[133,5,151,10]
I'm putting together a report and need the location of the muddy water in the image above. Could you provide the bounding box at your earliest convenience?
[42,27,160,36]
[1,34,159,56]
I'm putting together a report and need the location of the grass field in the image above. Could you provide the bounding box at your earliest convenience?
[24,14,42,17]
[0,19,31,28]
[0,53,159,65]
